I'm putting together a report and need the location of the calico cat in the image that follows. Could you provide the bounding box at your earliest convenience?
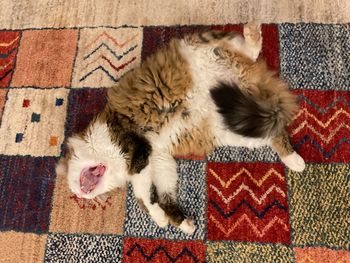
[56,23,305,234]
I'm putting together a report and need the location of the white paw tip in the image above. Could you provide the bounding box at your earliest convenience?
[178,219,196,235]
[150,203,169,228]
[157,217,169,228]
[282,152,306,172]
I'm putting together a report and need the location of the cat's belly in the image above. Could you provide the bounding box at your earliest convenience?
[147,108,214,156]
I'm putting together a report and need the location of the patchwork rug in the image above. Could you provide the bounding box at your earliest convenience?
[0,10,350,263]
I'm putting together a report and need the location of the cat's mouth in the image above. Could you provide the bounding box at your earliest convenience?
[79,164,106,194]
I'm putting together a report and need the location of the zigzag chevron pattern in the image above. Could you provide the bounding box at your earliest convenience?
[209,167,284,188]
[123,238,206,263]
[209,183,286,205]
[207,162,291,243]
[209,214,289,238]
[79,61,136,82]
[289,90,350,162]
[84,32,138,50]
[294,135,350,159]
[293,108,350,128]
[210,199,287,219]
[298,94,350,115]
[292,122,350,143]
[72,27,142,87]
[83,43,137,60]
[0,31,20,87]
[0,36,19,47]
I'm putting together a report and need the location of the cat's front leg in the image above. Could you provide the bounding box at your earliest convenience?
[271,130,306,172]
[130,164,169,228]
[242,22,262,62]
[152,151,196,235]
[229,22,262,62]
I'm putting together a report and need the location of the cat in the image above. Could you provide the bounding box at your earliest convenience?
[56,23,305,234]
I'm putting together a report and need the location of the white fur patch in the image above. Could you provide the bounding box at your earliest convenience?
[178,218,196,234]
[66,121,128,199]
[148,203,169,228]
[281,151,306,172]
[151,151,178,197]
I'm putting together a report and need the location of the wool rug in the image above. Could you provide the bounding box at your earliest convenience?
[0,1,349,262]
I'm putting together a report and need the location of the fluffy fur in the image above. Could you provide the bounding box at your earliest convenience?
[56,23,305,234]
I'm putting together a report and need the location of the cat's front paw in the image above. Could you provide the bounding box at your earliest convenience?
[149,203,169,228]
[244,22,262,45]
[281,152,306,172]
[243,22,262,61]
[178,218,196,235]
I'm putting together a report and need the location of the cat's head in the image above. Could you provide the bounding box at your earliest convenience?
[56,120,129,199]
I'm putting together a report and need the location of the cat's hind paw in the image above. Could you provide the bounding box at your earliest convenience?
[244,22,262,45]
[149,203,169,228]
[178,218,196,235]
[281,152,306,172]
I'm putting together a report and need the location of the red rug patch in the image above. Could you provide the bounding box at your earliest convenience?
[289,89,350,162]
[0,31,20,87]
[123,238,206,263]
[207,162,291,244]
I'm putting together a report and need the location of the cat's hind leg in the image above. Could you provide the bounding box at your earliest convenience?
[130,164,169,228]
[214,127,305,172]
[152,151,196,235]
[271,130,306,172]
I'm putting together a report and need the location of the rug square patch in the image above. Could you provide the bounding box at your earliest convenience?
[294,247,350,263]
[206,162,291,244]
[0,156,56,232]
[71,27,142,88]
[289,90,350,163]
[206,241,294,263]
[0,88,68,156]
[0,31,20,87]
[124,160,207,240]
[288,164,350,250]
[49,163,126,234]
[279,23,350,90]
[123,237,206,263]
[45,233,122,262]
[65,88,107,137]
[11,29,78,87]
[0,231,47,262]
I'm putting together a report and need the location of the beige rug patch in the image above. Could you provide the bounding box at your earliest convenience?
[0,231,47,263]
[49,166,127,234]
[0,88,68,156]
[71,27,142,88]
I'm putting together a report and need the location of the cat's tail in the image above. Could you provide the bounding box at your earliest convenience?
[210,81,298,138]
